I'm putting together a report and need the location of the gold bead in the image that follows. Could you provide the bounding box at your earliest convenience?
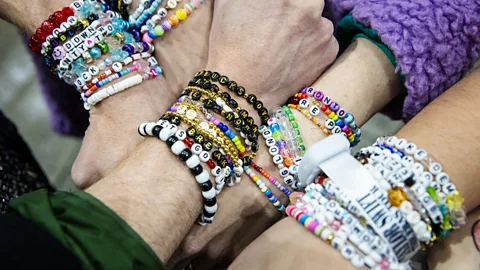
[388,187,408,207]
[114,32,125,42]
[77,18,90,29]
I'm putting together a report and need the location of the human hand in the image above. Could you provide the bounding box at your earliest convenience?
[168,0,338,267]
[72,0,214,188]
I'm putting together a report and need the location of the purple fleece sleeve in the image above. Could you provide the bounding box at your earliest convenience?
[326,0,480,120]
[29,45,89,137]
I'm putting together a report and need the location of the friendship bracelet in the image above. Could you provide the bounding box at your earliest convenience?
[244,166,285,212]
[139,120,218,225]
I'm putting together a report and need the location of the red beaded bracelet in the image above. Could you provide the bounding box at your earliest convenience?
[29,7,75,53]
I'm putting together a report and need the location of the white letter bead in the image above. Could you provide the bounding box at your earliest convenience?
[195,170,210,184]
[386,136,398,146]
[325,119,335,129]
[332,126,342,134]
[284,175,294,186]
[145,122,156,136]
[341,244,355,260]
[405,142,417,154]
[273,154,283,164]
[71,1,83,10]
[331,236,345,250]
[442,183,457,195]
[212,166,222,177]
[289,165,298,175]
[262,130,272,139]
[186,155,200,168]
[81,72,92,82]
[414,149,428,161]
[157,119,168,128]
[88,65,100,76]
[266,137,275,147]
[429,162,443,175]
[171,141,187,155]
[112,62,123,72]
[299,99,309,108]
[435,172,450,185]
[309,105,320,116]
[202,188,216,199]
[175,130,186,140]
[268,146,279,156]
[199,151,210,162]
[351,254,365,268]
[279,167,289,177]
[215,175,224,184]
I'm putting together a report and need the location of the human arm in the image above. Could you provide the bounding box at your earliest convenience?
[228,67,480,270]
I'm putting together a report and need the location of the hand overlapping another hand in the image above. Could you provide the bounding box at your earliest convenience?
[71,0,338,267]
[72,0,214,188]
[168,0,338,268]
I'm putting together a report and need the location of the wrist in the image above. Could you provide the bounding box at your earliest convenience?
[87,137,202,262]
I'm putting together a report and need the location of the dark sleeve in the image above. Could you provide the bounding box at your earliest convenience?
[9,189,164,270]
[0,213,82,270]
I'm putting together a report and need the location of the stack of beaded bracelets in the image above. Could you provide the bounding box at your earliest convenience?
[287,87,361,147]
[357,136,466,241]
[138,119,217,225]
[288,135,465,269]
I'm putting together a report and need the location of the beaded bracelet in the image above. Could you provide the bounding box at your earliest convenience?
[30,6,76,53]
[288,87,361,146]
[281,105,306,152]
[244,166,285,212]
[148,120,218,225]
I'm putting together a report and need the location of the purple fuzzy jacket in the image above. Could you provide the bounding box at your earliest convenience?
[33,0,480,136]
[326,0,480,120]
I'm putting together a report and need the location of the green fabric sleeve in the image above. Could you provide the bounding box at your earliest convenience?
[337,14,398,68]
[9,189,164,270]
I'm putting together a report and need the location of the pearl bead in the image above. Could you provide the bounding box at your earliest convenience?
[90,47,102,59]
[97,61,106,70]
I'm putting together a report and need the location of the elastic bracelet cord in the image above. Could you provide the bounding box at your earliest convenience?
[138,120,218,225]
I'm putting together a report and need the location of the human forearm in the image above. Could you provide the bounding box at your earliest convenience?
[0,0,70,35]
[86,138,203,263]
[296,38,402,147]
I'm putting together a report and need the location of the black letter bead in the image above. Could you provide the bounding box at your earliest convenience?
[238,109,249,119]
[204,99,214,109]
[166,136,178,147]
[254,100,264,110]
[219,75,229,86]
[225,111,235,122]
[246,116,254,126]
[228,81,238,91]
[228,99,238,109]
[200,181,213,191]
[212,151,222,162]
[171,116,181,125]
[211,72,220,82]
[221,92,231,101]
[192,91,202,101]
[210,84,219,93]
[194,134,205,144]
[202,141,213,151]
[179,149,193,161]
[233,118,243,129]
[187,127,197,138]
[213,104,222,113]
[251,142,259,152]
[247,94,257,104]
[242,156,252,166]
[190,164,203,176]
[236,86,246,96]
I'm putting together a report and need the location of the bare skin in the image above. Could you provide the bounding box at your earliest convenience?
[229,64,480,270]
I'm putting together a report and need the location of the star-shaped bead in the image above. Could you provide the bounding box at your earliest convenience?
[110,49,129,62]
[79,1,95,17]
[98,11,112,25]
[123,31,135,43]
[71,58,87,77]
